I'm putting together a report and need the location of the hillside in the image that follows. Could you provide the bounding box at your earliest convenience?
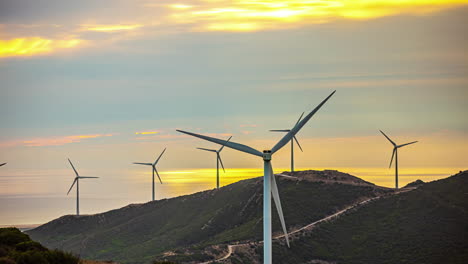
[27,170,390,264]
[221,170,468,264]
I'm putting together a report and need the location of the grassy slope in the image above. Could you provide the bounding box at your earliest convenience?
[28,171,387,264]
[269,171,468,264]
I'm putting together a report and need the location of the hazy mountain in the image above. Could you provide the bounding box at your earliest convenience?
[28,170,390,264]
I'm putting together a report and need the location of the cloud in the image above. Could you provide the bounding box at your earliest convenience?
[1,0,467,58]
[163,0,468,31]
[0,134,113,147]
[135,131,160,135]
[0,37,83,58]
[81,24,143,32]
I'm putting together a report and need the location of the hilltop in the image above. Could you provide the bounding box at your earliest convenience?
[217,170,468,264]
[27,170,391,264]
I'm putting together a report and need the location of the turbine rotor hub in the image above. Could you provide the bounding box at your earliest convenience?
[263,150,272,161]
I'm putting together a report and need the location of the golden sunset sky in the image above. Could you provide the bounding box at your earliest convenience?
[1,0,467,225]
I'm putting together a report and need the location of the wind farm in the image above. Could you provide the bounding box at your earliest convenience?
[1,1,467,264]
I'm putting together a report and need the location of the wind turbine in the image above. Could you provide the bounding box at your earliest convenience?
[67,159,99,216]
[133,148,166,201]
[270,112,304,172]
[177,90,335,264]
[380,130,418,189]
[0,163,6,167]
[197,136,232,189]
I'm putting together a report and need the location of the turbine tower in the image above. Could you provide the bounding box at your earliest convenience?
[133,148,166,201]
[197,136,232,189]
[0,163,6,167]
[380,130,418,189]
[67,159,99,216]
[177,90,335,264]
[270,112,304,172]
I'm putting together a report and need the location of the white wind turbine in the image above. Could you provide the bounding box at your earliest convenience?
[270,112,304,172]
[380,130,418,189]
[197,136,232,189]
[177,90,335,264]
[133,148,166,201]
[67,159,99,216]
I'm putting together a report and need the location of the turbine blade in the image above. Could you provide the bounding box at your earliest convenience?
[67,178,77,195]
[176,130,263,157]
[133,162,152,166]
[218,154,225,173]
[0,163,6,167]
[154,167,162,184]
[269,130,290,132]
[389,148,396,168]
[379,130,396,146]
[295,112,305,126]
[197,147,217,152]
[218,136,232,152]
[68,158,79,177]
[79,176,99,179]
[269,163,290,247]
[154,148,166,165]
[398,141,418,148]
[271,90,336,154]
[293,136,303,152]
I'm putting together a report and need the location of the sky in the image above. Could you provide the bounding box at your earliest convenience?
[1,0,468,225]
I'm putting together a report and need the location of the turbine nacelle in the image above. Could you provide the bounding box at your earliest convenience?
[262,150,272,161]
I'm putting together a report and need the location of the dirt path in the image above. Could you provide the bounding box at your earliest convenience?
[202,176,414,263]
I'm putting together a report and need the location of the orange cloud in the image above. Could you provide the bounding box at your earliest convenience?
[81,24,143,32]
[20,134,113,147]
[135,131,160,135]
[0,37,82,58]
[165,0,468,31]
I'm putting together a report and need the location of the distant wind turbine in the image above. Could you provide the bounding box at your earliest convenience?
[270,112,305,172]
[133,148,166,201]
[380,130,418,189]
[177,90,336,264]
[197,136,232,189]
[0,163,6,167]
[67,159,99,216]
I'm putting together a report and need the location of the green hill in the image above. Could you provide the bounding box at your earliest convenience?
[27,170,389,264]
[231,170,468,264]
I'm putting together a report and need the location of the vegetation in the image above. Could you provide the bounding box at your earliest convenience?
[0,228,79,264]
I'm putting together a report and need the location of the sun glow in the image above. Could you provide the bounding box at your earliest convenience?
[0,37,82,58]
[156,167,460,188]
